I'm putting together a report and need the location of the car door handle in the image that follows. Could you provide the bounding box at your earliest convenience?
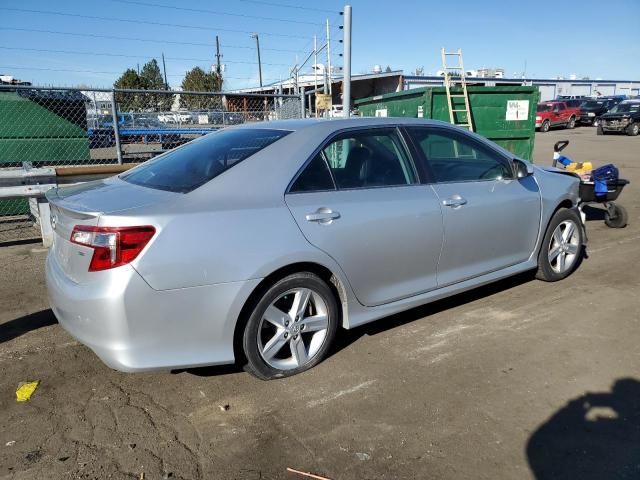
[442,195,467,208]
[306,208,341,224]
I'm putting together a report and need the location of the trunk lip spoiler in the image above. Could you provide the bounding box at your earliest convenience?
[46,188,102,219]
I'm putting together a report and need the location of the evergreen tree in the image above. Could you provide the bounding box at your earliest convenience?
[113,68,143,111]
[180,67,223,110]
[139,59,172,111]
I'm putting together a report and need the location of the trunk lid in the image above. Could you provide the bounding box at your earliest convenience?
[46,176,177,283]
[47,176,175,215]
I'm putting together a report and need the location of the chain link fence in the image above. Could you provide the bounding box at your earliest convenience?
[0,85,304,244]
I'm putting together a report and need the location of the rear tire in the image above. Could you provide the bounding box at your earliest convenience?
[536,208,584,282]
[604,204,628,228]
[540,120,551,133]
[567,116,576,129]
[626,122,639,136]
[242,272,338,380]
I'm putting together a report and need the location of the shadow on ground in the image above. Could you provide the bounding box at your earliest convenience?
[182,271,537,379]
[0,309,57,344]
[333,270,536,354]
[583,204,607,221]
[527,378,640,479]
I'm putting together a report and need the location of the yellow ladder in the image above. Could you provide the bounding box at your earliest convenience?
[441,48,473,132]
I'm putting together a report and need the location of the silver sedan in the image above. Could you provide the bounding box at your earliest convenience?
[45,118,584,379]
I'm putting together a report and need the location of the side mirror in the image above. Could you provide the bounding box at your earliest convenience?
[514,159,534,178]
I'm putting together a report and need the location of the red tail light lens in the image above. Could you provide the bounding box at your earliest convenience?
[70,225,156,271]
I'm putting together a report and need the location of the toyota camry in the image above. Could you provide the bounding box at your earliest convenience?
[46,118,584,379]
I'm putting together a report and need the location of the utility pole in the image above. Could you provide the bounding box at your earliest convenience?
[251,33,263,88]
[215,35,222,76]
[343,5,352,118]
[326,19,332,95]
[314,34,318,117]
[161,53,168,89]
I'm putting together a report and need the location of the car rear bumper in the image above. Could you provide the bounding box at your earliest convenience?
[46,252,261,372]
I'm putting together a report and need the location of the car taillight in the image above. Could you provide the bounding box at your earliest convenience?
[70,225,155,271]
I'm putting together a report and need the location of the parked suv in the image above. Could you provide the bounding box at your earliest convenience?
[580,97,624,126]
[598,100,640,136]
[536,101,580,132]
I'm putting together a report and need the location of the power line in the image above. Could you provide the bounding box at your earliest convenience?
[0,7,310,40]
[0,46,290,66]
[110,0,322,25]
[0,65,281,81]
[237,0,339,13]
[0,28,300,52]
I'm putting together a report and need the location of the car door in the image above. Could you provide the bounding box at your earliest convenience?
[405,126,541,287]
[556,103,568,125]
[285,127,444,307]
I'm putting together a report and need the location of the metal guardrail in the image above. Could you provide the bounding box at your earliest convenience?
[0,165,137,246]
[0,85,305,244]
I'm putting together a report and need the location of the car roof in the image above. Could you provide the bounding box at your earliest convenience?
[234,117,448,132]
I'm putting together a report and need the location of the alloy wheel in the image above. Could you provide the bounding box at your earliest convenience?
[548,220,580,274]
[257,288,330,370]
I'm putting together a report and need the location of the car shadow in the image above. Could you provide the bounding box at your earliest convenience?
[527,378,640,479]
[175,363,244,377]
[182,271,537,379]
[0,309,57,344]
[332,270,536,355]
[583,204,606,221]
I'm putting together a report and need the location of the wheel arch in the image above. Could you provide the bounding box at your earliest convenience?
[232,261,349,365]
[536,198,579,259]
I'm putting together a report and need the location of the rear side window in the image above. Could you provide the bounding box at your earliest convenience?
[122,128,290,193]
[321,128,416,189]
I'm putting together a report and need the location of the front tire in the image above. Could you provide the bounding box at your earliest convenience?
[536,209,584,282]
[567,116,576,129]
[626,122,639,136]
[597,124,604,135]
[242,273,338,380]
[540,120,551,133]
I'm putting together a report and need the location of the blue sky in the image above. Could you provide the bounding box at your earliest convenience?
[1,0,638,89]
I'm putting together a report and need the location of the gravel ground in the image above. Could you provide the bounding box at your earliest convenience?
[1,127,639,480]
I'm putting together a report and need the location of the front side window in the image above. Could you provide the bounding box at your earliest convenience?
[407,127,513,183]
[319,128,416,189]
[122,128,290,193]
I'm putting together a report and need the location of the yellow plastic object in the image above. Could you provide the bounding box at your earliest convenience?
[16,381,40,402]
[565,162,593,175]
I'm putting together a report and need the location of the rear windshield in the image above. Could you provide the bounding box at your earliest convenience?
[581,100,605,108]
[121,128,290,193]
[537,104,552,112]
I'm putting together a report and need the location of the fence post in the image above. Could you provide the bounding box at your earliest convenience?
[300,89,305,118]
[110,90,123,165]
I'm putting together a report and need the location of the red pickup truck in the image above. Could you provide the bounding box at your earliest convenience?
[535,101,580,132]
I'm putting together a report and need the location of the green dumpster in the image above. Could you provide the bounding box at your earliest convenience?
[0,89,90,215]
[355,86,540,161]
